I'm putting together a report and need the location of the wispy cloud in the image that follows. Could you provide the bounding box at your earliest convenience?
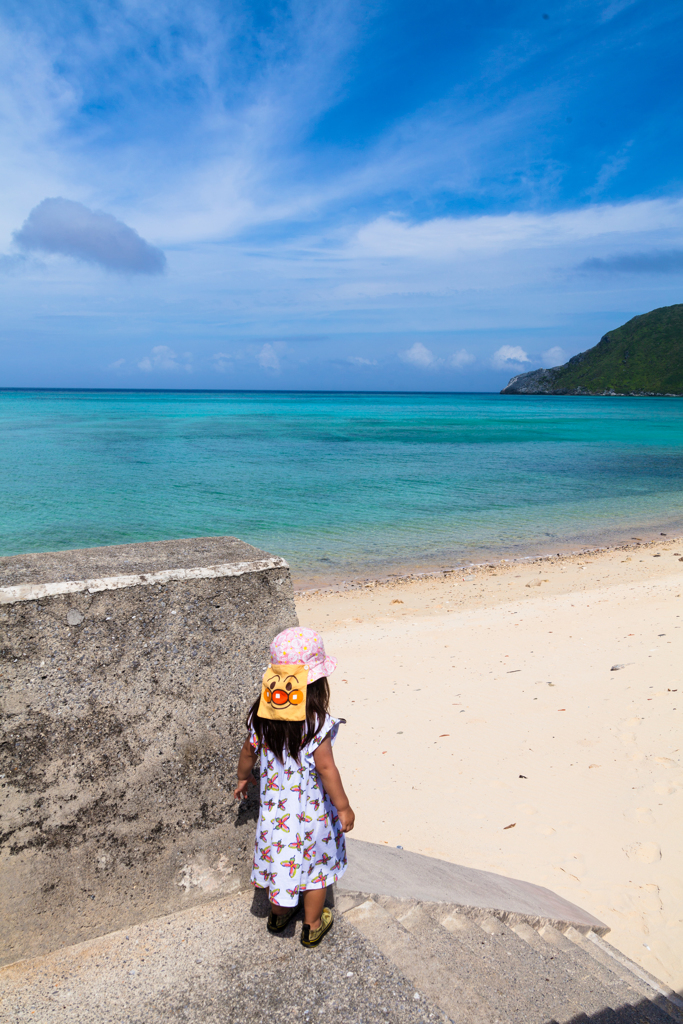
[600,0,640,22]
[138,346,191,372]
[348,355,377,365]
[0,0,367,246]
[583,143,632,201]
[14,198,166,274]
[2,0,673,252]
[351,199,683,260]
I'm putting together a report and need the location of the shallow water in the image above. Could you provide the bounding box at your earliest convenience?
[2,389,683,580]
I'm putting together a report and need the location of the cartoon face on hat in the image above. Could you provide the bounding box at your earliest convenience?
[257,663,309,721]
[256,628,337,722]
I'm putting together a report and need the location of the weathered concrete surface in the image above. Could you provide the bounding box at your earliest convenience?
[339,838,608,934]
[0,536,297,967]
[1,886,674,1024]
[0,890,440,1024]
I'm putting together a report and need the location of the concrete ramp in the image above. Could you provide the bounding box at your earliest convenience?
[340,837,607,934]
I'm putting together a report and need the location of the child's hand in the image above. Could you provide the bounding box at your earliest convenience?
[338,806,355,833]
[234,738,258,800]
[233,775,257,800]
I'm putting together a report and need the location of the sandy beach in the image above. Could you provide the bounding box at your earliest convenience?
[295,537,683,989]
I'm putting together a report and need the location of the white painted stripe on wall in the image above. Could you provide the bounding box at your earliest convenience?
[0,556,289,605]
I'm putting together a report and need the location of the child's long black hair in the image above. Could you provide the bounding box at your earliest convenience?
[247,678,330,763]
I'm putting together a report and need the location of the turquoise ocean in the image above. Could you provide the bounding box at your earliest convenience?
[2,389,683,584]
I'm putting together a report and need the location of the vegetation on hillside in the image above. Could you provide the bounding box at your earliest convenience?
[502,303,683,395]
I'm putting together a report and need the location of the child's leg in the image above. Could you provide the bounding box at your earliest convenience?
[302,887,327,930]
[270,900,293,916]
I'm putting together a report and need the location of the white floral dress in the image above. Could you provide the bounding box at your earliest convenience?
[249,714,347,907]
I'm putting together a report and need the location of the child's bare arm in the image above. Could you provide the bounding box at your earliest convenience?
[234,738,258,800]
[313,737,355,832]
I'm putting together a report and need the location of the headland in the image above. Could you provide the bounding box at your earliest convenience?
[501,303,683,396]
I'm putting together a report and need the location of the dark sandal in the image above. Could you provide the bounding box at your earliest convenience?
[267,904,300,934]
[300,907,334,948]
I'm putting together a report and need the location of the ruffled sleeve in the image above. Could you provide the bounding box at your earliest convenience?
[304,714,343,760]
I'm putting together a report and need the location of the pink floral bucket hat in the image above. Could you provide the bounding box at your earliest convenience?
[270,627,337,684]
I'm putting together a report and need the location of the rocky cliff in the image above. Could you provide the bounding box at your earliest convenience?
[501,303,683,395]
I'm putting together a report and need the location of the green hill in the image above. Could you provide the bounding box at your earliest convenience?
[501,303,683,395]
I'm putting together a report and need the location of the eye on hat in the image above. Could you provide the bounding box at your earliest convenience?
[269,627,337,684]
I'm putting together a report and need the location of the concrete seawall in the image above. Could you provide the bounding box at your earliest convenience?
[0,536,297,966]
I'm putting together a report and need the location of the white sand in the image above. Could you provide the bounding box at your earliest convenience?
[296,539,683,988]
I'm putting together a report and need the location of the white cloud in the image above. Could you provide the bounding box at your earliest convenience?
[541,346,567,367]
[401,341,436,368]
[258,343,280,371]
[400,343,476,371]
[348,355,377,365]
[351,198,683,260]
[448,349,476,369]
[138,345,191,372]
[491,345,531,369]
[108,357,125,369]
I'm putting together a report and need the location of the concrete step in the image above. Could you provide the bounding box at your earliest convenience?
[562,928,683,1024]
[532,924,678,1024]
[399,897,650,1024]
[457,909,615,1023]
[379,895,581,1024]
[461,909,682,1024]
[343,897,498,1024]
[340,894,682,1024]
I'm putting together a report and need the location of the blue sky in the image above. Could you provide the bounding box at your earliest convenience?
[1,0,682,390]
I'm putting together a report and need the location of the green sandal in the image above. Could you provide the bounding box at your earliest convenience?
[300,907,334,948]
[267,903,300,934]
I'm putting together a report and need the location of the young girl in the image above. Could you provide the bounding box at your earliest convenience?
[234,627,354,947]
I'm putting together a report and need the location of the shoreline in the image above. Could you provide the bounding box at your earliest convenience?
[296,535,683,988]
[291,525,683,593]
